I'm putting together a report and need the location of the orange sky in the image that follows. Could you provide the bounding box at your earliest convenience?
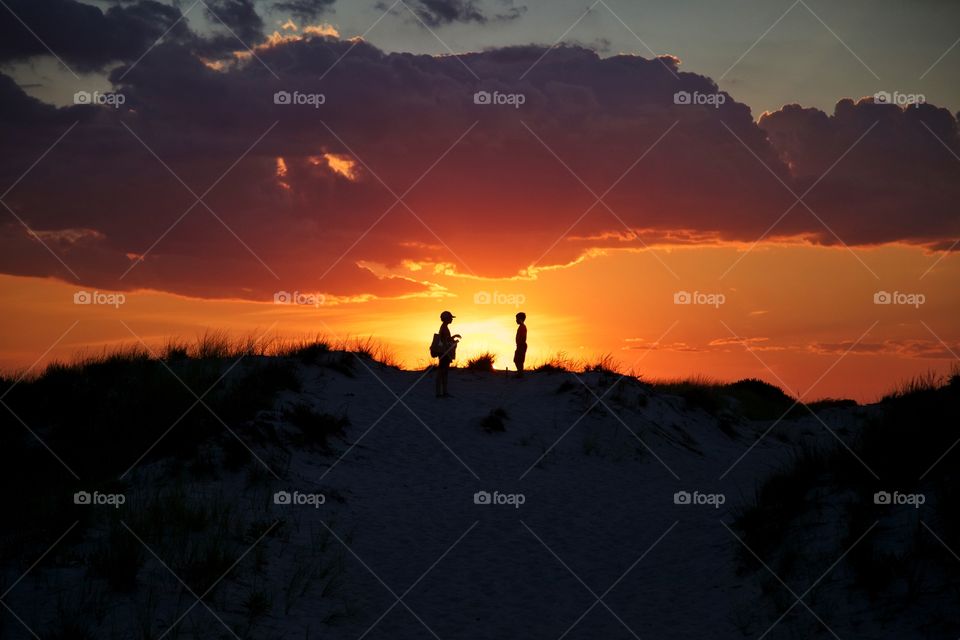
[3,241,956,403]
[2,1,960,410]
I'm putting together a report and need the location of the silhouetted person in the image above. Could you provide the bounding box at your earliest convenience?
[435,310,461,397]
[514,312,527,378]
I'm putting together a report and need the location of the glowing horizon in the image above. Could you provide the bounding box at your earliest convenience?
[4,239,957,403]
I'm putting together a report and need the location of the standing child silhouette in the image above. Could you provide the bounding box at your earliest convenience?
[514,312,527,378]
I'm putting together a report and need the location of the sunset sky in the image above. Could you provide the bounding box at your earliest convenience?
[1,0,959,401]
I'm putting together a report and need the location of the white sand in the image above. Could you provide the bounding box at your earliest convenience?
[270,362,835,639]
[2,358,874,639]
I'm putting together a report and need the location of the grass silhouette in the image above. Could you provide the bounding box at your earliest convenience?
[733,366,960,633]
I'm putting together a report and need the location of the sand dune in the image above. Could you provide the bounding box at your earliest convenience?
[3,353,954,639]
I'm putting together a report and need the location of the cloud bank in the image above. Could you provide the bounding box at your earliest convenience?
[1,1,958,302]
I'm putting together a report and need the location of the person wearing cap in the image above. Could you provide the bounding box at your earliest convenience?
[436,310,461,397]
[514,312,527,378]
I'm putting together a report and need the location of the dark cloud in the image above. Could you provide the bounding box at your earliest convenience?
[204,0,264,44]
[412,0,486,25]
[0,0,189,73]
[0,0,273,72]
[0,34,957,302]
[759,99,960,247]
[271,0,337,21]
[380,0,525,27]
[489,0,527,22]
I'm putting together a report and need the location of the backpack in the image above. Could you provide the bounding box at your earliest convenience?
[429,333,443,358]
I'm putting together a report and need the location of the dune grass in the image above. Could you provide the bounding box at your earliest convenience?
[0,332,400,386]
[0,335,312,550]
[880,367,958,402]
[582,353,619,374]
[533,352,575,373]
[646,375,860,422]
[649,376,804,421]
[533,352,621,375]
[282,402,350,449]
[0,332,398,522]
[530,353,846,423]
[278,334,399,372]
[0,332,365,626]
[465,352,497,372]
[733,368,960,625]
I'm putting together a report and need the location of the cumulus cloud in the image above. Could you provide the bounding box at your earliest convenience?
[272,0,338,21]
[759,99,960,248]
[0,11,957,302]
[380,0,526,26]
[0,0,190,72]
[204,0,265,44]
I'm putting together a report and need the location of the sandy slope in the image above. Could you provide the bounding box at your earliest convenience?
[1,359,865,639]
[268,361,839,639]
